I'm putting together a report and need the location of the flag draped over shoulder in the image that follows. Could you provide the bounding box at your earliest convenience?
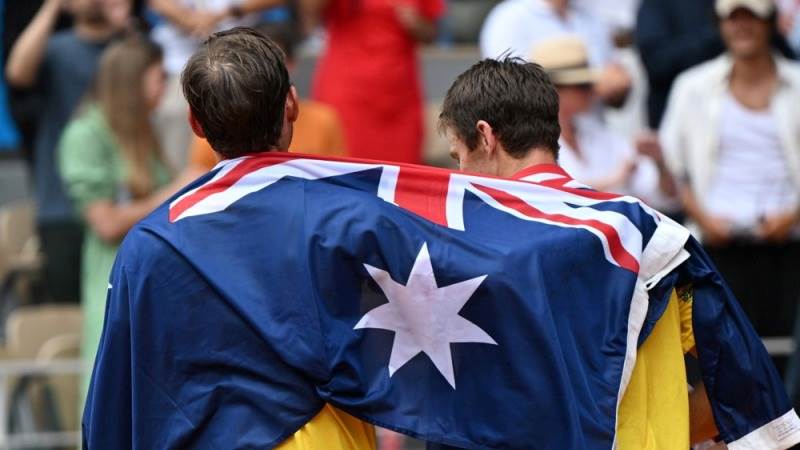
[83,152,800,450]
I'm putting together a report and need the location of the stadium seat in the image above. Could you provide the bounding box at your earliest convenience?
[3,305,83,442]
[0,202,44,333]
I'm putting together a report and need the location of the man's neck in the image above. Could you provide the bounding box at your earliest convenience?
[497,148,557,178]
[730,51,776,85]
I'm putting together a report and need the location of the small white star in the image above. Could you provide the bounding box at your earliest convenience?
[355,243,497,388]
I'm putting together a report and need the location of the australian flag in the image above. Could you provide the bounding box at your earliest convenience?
[83,152,800,449]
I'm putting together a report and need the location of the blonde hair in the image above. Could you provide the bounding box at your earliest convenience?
[96,35,169,198]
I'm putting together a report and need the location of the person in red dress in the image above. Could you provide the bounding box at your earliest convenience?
[303,0,443,164]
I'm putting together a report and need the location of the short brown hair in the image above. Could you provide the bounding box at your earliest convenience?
[439,57,560,159]
[181,27,290,158]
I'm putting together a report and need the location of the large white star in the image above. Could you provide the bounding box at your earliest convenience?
[355,243,497,388]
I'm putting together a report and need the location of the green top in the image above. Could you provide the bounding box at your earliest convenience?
[58,105,170,379]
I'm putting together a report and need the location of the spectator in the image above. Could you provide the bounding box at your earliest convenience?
[532,36,676,208]
[660,0,800,342]
[5,0,131,304]
[58,35,182,391]
[303,0,443,164]
[187,23,346,171]
[147,0,283,168]
[637,0,794,130]
[3,0,47,166]
[480,0,631,105]
[635,0,726,129]
[574,0,640,35]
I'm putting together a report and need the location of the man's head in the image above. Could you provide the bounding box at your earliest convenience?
[66,0,130,27]
[439,57,560,177]
[716,0,776,59]
[182,27,299,159]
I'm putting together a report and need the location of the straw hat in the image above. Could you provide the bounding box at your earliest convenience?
[529,36,598,86]
[716,0,775,18]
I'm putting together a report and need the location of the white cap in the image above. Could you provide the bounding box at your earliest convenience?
[716,0,775,18]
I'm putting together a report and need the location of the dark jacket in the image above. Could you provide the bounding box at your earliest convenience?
[635,0,724,129]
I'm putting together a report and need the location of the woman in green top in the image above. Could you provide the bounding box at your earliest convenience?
[58,35,181,392]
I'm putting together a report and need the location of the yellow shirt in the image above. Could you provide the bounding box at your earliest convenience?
[276,404,376,450]
[617,289,695,450]
[277,289,694,450]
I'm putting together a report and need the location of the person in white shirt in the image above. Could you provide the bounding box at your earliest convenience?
[660,0,800,352]
[530,36,677,210]
[573,0,641,36]
[147,0,281,168]
[480,0,631,106]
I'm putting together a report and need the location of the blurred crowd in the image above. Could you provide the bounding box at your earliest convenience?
[1,0,800,446]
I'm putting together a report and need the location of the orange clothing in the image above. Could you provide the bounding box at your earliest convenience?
[291,100,347,157]
[188,100,347,171]
[189,136,219,171]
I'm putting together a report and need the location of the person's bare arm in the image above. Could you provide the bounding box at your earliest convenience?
[678,184,706,222]
[689,380,720,445]
[85,199,163,244]
[147,0,202,33]
[230,0,285,15]
[760,207,800,243]
[201,0,286,34]
[679,184,733,246]
[201,0,288,31]
[594,63,631,108]
[395,4,437,43]
[686,345,722,446]
[653,159,677,198]
[84,180,185,244]
[6,0,63,88]
[635,132,677,198]
[298,0,331,34]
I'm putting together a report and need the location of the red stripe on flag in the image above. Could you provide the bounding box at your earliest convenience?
[473,184,640,273]
[393,167,451,226]
[169,157,283,222]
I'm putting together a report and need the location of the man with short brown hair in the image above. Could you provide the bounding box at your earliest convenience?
[185,25,347,171]
[83,27,376,450]
[181,27,297,159]
[440,56,561,175]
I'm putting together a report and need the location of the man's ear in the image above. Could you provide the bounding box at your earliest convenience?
[286,86,300,123]
[188,108,206,139]
[475,120,497,156]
